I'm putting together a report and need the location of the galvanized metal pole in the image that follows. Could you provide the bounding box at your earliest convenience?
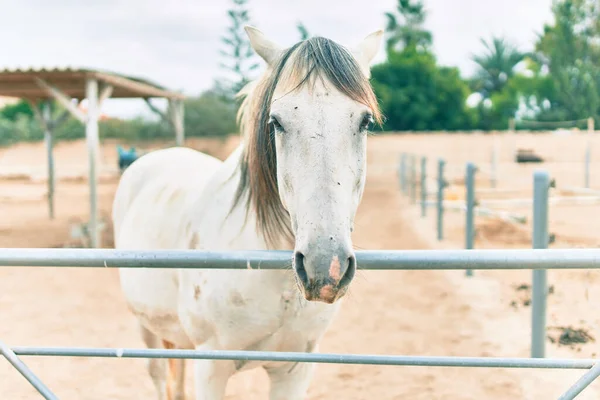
[398,153,406,194]
[491,142,498,189]
[11,346,600,369]
[410,154,417,204]
[4,248,600,270]
[437,159,446,241]
[558,362,600,400]
[0,340,58,400]
[531,170,550,358]
[465,163,476,277]
[86,79,100,249]
[585,141,591,189]
[420,156,427,217]
[42,101,55,220]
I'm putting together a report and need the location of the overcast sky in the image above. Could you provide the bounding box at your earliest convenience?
[2,0,554,118]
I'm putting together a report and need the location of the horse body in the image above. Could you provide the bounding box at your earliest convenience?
[113,26,383,400]
[115,146,222,348]
[115,143,341,398]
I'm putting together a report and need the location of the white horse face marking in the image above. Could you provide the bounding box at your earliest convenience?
[246,27,383,303]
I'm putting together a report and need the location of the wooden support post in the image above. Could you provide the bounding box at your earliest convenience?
[86,79,100,248]
[29,100,56,220]
[34,78,85,123]
[42,102,55,220]
[169,99,185,146]
[144,98,184,146]
[98,84,114,108]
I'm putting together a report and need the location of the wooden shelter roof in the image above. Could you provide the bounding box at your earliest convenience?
[0,67,185,100]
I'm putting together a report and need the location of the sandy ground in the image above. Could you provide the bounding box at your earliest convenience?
[1,131,600,399]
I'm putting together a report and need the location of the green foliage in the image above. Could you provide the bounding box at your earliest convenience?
[219,0,259,98]
[297,22,310,40]
[0,114,42,145]
[371,48,476,131]
[183,90,238,137]
[371,0,475,131]
[534,0,600,122]
[384,0,432,53]
[0,88,239,147]
[5,0,600,143]
[471,36,529,98]
[0,100,34,121]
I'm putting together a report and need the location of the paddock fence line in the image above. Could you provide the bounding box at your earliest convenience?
[3,248,600,399]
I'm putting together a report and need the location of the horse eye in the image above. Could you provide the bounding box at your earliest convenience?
[269,116,284,132]
[360,114,374,131]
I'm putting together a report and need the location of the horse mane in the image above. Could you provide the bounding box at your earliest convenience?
[231,36,382,248]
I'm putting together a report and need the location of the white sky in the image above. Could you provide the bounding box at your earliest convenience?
[1,0,554,118]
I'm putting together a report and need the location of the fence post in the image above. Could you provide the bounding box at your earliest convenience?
[420,156,427,217]
[586,118,594,188]
[410,154,417,204]
[465,162,476,277]
[585,142,591,189]
[531,170,551,358]
[437,159,446,241]
[491,142,498,189]
[399,153,407,194]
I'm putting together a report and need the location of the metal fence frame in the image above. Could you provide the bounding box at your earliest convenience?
[400,154,554,357]
[1,155,596,399]
[2,248,600,399]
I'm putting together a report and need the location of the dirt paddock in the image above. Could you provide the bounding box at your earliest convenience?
[1,131,600,399]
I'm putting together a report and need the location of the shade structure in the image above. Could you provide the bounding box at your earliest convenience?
[0,67,187,247]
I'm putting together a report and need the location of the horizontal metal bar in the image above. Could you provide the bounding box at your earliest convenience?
[0,341,59,400]
[12,347,598,370]
[3,248,600,270]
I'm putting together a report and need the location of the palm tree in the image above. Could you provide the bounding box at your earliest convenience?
[297,22,310,41]
[471,36,529,98]
[384,0,432,53]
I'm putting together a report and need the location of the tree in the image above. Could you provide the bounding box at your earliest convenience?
[471,36,528,98]
[371,48,476,131]
[384,0,432,53]
[474,57,558,130]
[219,0,260,98]
[297,22,310,40]
[371,0,475,131]
[183,89,238,137]
[0,99,34,121]
[534,0,600,121]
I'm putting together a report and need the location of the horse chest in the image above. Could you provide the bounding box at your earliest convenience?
[179,271,339,351]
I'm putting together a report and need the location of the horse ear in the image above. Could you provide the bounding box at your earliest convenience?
[352,29,384,77]
[244,26,284,67]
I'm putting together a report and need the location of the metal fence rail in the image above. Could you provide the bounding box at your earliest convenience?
[4,247,600,399]
[10,346,599,369]
[2,247,600,270]
[0,341,58,400]
[7,346,600,399]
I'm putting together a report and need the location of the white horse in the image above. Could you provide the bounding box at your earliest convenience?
[112,26,383,400]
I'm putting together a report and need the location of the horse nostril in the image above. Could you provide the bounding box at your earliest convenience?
[294,251,309,288]
[339,254,356,288]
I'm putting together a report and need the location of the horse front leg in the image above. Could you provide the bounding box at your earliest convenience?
[265,359,317,400]
[193,342,235,400]
[266,341,320,400]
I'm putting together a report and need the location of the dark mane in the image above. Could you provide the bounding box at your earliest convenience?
[231,36,382,248]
